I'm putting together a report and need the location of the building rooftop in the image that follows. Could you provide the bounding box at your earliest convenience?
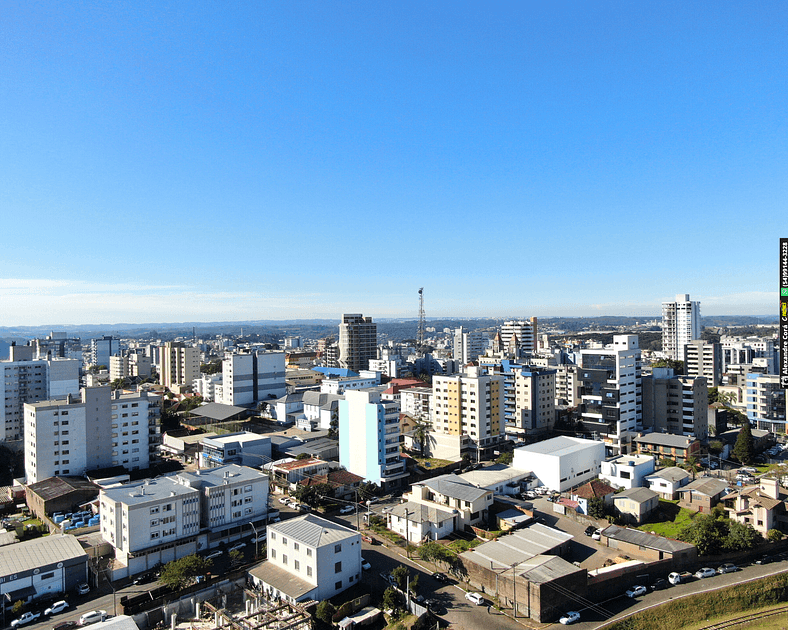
[388,501,456,523]
[268,513,359,549]
[26,477,98,501]
[190,403,248,422]
[607,454,655,466]
[573,479,616,500]
[680,477,730,497]
[455,464,532,489]
[635,432,697,448]
[0,533,87,576]
[272,458,327,472]
[418,475,490,503]
[516,436,601,457]
[202,432,270,446]
[614,487,658,503]
[646,467,690,483]
[601,525,695,554]
[248,560,316,600]
[177,464,269,488]
[101,476,198,506]
[459,523,573,571]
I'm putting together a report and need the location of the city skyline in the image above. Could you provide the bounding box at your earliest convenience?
[1,2,785,326]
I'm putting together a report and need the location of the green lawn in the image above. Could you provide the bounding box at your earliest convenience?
[636,500,696,538]
[411,456,454,469]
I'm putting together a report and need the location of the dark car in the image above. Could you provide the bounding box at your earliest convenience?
[755,555,773,565]
[133,573,155,585]
[432,572,451,584]
[651,578,669,591]
[52,622,78,630]
[584,525,597,537]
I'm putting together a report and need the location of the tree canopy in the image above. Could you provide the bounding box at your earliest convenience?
[159,554,212,590]
[678,509,762,555]
[733,422,755,464]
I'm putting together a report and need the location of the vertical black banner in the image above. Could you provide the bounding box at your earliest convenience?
[781,239,788,387]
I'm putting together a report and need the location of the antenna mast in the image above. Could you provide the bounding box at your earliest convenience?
[417,288,425,349]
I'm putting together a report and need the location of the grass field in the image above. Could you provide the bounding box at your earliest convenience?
[636,500,696,538]
[604,572,788,630]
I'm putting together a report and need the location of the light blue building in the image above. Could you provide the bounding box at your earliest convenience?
[338,387,408,490]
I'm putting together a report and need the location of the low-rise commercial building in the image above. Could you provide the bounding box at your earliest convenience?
[512,436,605,492]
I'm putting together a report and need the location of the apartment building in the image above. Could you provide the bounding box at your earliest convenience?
[506,365,556,440]
[250,513,362,603]
[199,431,271,469]
[109,352,152,381]
[221,350,286,406]
[160,342,200,390]
[452,327,488,364]
[338,314,377,373]
[338,387,407,489]
[721,336,777,373]
[747,373,786,433]
[661,294,701,361]
[577,335,641,456]
[499,319,537,356]
[641,368,709,439]
[431,366,505,460]
[682,339,721,387]
[554,364,581,407]
[99,464,269,577]
[24,386,158,483]
[1,347,80,443]
[90,336,121,368]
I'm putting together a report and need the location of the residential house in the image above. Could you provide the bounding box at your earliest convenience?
[386,501,458,542]
[249,513,362,603]
[406,474,493,531]
[599,455,656,490]
[723,477,788,536]
[678,477,731,513]
[270,458,330,492]
[571,479,616,516]
[633,432,701,464]
[612,488,659,524]
[644,467,691,500]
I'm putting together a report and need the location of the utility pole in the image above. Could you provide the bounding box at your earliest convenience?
[417,288,425,350]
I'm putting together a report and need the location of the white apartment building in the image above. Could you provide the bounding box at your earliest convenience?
[100,464,269,578]
[452,327,488,364]
[506,366,556,440]
[746,373,786,433]
[578,335,641,456]
[554,364,581,406]
[320,371,381,395]
[400,386,432,422]
[499,319,537,356]
[160,342,200,389]
[683,339,721,387]
[109,353,152,381]
[338,387,407,489]
[338,314,377,373]
[1,346,80,442]
[250,513,362,603]
[431,367,505,460]
[25,386,156,483]
[661,294,700,361]
[192,373,223,402]
[221,350,286,406]
[721,336,777,373]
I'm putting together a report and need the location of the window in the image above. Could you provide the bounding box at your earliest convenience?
[294,560,300,571]
[306,548,312,557]
[282,554,288,565]
[151,532,160,540]
[307,566,312,577]
[151,519,160,527]
[294,542,299,551]
[270,549,276,558]
[150,507,160,514]
[335,581,342,590]
[40,572,55,580]
[335,561,342,573]
[334,544,342,553]
[282,537,288,546]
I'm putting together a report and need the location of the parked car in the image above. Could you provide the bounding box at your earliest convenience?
[626,585,647,598]
[717,563,739,574]
[339,505,355,514]
[669,571,693,585]
[278,497,290,504]
[78,611,107,627]
[755,554,773,565]
[650,578,669,591]
[361,557,371,570]
[45,601,69,616]
[133,573,155,585]
[695,567,716,579]
[250,534,266,543]
[432,572,451,583]
[52,621,78,630]
[592,528,603,541]
[584,525,596,537]
[228,542,246,552]
[11,612,41,627]
[465,592,484,605]
[559,611,581,625]
[205,550,223,560]
[76,583,90,595]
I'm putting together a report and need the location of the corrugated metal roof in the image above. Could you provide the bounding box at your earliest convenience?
[388,501,456,523]
[460,523,572,570]
[602,525,695,553]
[248,561,316,601]
[614,487,658,503]
[0,534,87,577]
[647,467,690,483]
[269,514,359,549]
[419,475,490,502]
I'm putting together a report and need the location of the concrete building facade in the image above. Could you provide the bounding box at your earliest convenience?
[662,294,701,361]
[338,314,377,373]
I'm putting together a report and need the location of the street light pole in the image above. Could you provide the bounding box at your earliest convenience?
[249,522,259,560]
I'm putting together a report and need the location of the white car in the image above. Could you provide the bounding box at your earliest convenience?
[45,601,69,616]
[205,550,223,560]
[361,557,371,570]
[77,583,90,595]
[591,528,603,541]
[465,592,484,605]
[78,611,107,626]
[695,567,716,579]
[251,534,266,543]
[11,612,40,628]
[626,585,647,598]
[339,505,355,514]
[559,611,580,625]
[228,542,246,552]
[278,497,290,504]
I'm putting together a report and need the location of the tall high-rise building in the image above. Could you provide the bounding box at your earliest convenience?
[338,387,407,489]
[431,366,505,458]
[578,335,641,456]
[662,294,701,361]
[160,342,200,389]
[221,350,286,406]
[641,368,708,439]
[0,345,80,442]
[24,386,157,483]
[683,339,722,387]
[90,336,121,368]
[338,314,377,373]
[746,373,786,433]
[499,319,538,356]
[452,327,488,365]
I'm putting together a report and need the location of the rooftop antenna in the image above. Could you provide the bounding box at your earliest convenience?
[417,288,425,349]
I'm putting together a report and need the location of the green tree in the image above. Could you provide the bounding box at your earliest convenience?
[725,520,762,551]
[651,359,684,374]
[159,554,212,590]
[315,601,336,624]
[228,549,243,568]
[11,600,24,615]
[293,482,334,507]
[708,440,724,455]
[391,565,410,590]
[408,573,420,595]
[200,360,223,375]
[588,497,606,519]
[683,456,701,480]
[659,458,676,468]
[678,513,727,555]
[411,414,432,457]
[296,452,310,460]
[418,541,455,570]
[733,423,755,464]
[382,587,401,612]
[496,451,513,465]
[767,529,784,542]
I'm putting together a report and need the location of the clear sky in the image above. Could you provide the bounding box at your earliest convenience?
[1,1,785,326]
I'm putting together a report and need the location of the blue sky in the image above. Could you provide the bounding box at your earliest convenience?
[1,1,785,325]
